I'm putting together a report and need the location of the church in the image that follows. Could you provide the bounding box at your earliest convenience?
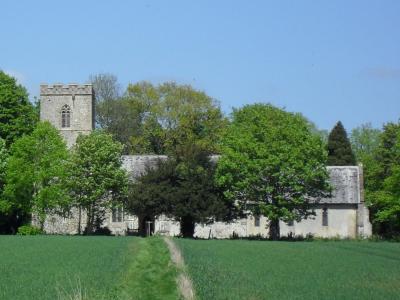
[38,83,372,238]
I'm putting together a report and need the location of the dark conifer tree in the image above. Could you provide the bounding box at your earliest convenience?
[327,121,356,165]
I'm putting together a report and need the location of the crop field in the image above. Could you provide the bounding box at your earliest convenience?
[176,239,400,300]
[0,236,178,300]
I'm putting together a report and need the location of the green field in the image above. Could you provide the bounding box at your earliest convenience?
[176,239,400,300]
[2,237,400,300]
[0,236,178,300]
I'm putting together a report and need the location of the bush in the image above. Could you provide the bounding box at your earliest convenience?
[17,225,43,235]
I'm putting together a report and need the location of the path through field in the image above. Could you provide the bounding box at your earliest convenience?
[0,236,178,300]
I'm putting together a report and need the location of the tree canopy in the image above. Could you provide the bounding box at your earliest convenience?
[1,122,69,229]
[89,73,122,129]
[0,71,37,146]
[365,122,400,237]
[350,123,381,164]
[89,76,227,155]
[128,144,234,237]
[215,103,330,239]
[66,131,128,234]
[0,138,7,193]
[327,121,356,166]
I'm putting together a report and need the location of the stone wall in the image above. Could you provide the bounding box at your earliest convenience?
[40,84,94,148]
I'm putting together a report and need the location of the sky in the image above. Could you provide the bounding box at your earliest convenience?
[1,0,399,131]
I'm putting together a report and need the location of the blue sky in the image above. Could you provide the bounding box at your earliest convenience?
[1,0,399,131]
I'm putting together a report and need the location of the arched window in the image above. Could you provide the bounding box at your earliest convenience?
[322,207,328,226]
[61,105,71,128]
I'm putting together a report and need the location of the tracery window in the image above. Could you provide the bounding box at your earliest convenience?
[61,105,71,128]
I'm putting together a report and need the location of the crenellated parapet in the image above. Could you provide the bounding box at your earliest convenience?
[40,84,93,95]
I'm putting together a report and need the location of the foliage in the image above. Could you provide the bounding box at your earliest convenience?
[128,145,235,238]
[301,116,329,145]
[327,121,356,165]
[177,239,400,300]
[168,145,236,237]
[0,138,7,192]
[215,103,330,239]
[89,73,122,129]
[91,80,227,155]
[16,225,43,235]
[66,131,128,234]
[350,122,381,163]
[0,70,37,146]
[1,122,69,229]
[127,157,174,235]
[366,122,400,236]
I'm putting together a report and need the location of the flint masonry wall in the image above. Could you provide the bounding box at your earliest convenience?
[40,84,94,148]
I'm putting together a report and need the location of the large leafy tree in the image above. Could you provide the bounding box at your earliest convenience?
[0,122,69,230]
[66,131,128,234]
[127,144,235,238]
[350,123,381,164]
[0,138,13,233]
[126,157,175,236]
[167,145,235,237]
[89,73,121,129]
[0,138,7,192]
[90,79,227,155]
[215,104,330,239]
[0,71,37,146]
[365,122,400,236]
[327,121,356,165]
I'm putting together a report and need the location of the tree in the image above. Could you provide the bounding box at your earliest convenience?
[350,123,381,163]
[0,71,37,146]
[365,122,400,236]
[155,82,227,155]
[327,121,356,165]
[127,145,235,238]
[66,131,128,234]
[126,157,175,236]
[0,138,7,192]
[215,103,330,240]
[168,145,235,237]
[0,138,13,233]
[0,122,69,230]
[89,73,121,129]
[89,81,227,155]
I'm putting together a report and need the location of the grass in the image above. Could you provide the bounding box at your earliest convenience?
[176,239,400,300]
[0,236,178,300]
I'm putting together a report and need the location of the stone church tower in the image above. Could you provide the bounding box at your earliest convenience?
[40,84,94,147]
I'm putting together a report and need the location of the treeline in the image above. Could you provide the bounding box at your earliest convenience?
[0,71,398,238]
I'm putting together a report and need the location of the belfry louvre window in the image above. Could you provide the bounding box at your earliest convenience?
[322,208,328,226]
[112,206,123,222]
[61,105,71,128]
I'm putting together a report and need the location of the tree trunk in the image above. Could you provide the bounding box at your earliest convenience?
[269,219,280,240]
[85,206,93,235]
[77,206,82,235]
[180,216,195,238]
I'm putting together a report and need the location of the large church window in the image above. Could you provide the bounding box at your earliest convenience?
[112,206,124,223]
[61,105,71,128]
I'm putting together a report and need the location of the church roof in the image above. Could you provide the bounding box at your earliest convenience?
[122,155,361,204]
[320,166,360,204]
